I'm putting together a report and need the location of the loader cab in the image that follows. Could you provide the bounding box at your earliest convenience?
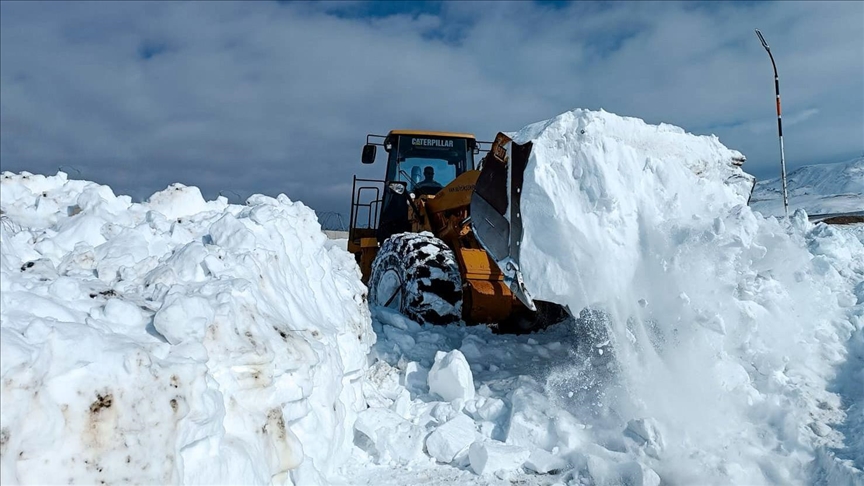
[383,132,475,194]
[349,130,479,276]
[377,131,476,240]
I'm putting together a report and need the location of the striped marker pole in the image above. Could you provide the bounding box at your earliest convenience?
[756,29,789,218]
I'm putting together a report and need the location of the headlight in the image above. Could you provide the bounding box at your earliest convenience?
[388,182,405,195]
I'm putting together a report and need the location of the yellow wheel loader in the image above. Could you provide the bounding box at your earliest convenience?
[347,130,566,331]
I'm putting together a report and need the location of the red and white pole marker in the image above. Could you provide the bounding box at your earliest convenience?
[756,29,789,218]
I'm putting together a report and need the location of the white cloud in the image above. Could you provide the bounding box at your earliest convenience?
[1,1,861,214]
[727,108,821,135]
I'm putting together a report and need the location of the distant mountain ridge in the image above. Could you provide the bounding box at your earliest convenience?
[750,156,863,217]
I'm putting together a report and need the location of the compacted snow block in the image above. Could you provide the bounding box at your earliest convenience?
[524,449,569,474]
[504,383,561,451]
[402,361,430,395]
[354,408,425,465]
[424,413,477,463]
[0,173,374,485]
[468,441,530,475]
[624,418,665,458]
[428,350,475,403]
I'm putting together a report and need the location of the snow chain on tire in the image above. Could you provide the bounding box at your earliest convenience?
[368,232,463,325]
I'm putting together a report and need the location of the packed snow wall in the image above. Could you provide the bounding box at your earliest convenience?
[511,109,864,483]
[0,173,375,485]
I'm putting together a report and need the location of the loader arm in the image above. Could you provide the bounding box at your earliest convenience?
[469,133,536,311]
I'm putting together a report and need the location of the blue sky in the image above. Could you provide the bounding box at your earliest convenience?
[1,1,862,216]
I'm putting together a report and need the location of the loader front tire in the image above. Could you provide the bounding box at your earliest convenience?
[369,232,463,325]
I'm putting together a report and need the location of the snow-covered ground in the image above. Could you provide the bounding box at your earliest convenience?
[750,156,864,217]
[1,108,863,485]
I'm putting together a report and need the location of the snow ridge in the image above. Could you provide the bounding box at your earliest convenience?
[0,173,374,485]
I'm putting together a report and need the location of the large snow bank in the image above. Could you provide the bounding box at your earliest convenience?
[750,156,864,217]
[513,109,864,483]
[0,173,374,485]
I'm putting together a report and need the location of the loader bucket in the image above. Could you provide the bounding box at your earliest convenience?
[470,132,537,311]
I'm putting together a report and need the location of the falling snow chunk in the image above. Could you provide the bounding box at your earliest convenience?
[695,311,727,335]
[624,418,666,458]
[504,386,557,450]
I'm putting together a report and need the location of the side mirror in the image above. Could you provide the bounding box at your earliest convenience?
[362,144,377,164]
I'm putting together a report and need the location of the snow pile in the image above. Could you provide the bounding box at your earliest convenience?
[750,156,864,217]
[0,173,374,485]
[344,307,679,485]
[514,109,755,307]
[514,109,864,483]
[342,310,573,485]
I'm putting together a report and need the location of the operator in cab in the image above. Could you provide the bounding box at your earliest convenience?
[413,166,443,196]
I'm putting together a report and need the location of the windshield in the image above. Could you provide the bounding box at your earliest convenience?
[387,135,472,192]
[399,158,454,189]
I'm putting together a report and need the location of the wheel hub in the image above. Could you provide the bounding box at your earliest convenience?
[374,269,402,310]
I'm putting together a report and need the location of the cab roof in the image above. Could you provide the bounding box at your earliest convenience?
[387,129,476,140]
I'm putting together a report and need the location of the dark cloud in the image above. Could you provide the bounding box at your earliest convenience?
[1,1,861,216]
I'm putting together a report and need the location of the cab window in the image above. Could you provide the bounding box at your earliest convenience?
[399,158,453,190]
[386,135,472,191]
